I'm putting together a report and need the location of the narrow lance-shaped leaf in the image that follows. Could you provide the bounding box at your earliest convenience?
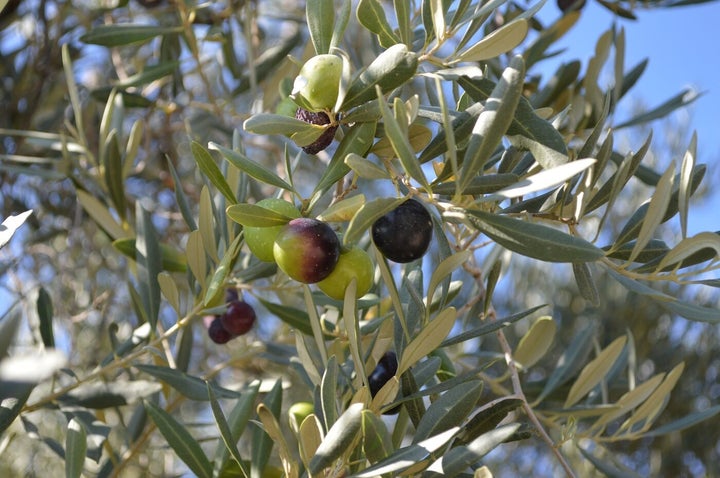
[251,380,283,478]
[203,233,243,307]
[457,75,568,170]
[480,158,595,203]
[210,142,294,192]
[572,262,600,307]
[352,427,460,477]
[361,410,394,464]
[135,364,240,401]
[226,203,295,227]
[212,381,260,476]
[356,0,400,48]
[644,404,720,438]
[0,210,33,250]
[513,316,556,370]
[340,44,418,111]
[397,307,456,377]
[455,19,529,62]
[431,423,521,476]
[460,56,525,193]
[465,209,605,263]
[207,383,249,478]
[308,403,364,474]
[376,88,429,189]
[344,196,405,245]
[412,380,483,443]
[191,141,237,204]
[626,162,675,264]
[80,24,183,47]
[65,418,87,478]
[615,88,701,130]
[564,336,627,408]
[136,204,161,331]
[311,120,376,202]
[37,287,55,348]
[678,132,697,238]
[618,362,685,435]
[606,267,720,323]
[144,400,213,478]
[307,0,334,55]
[656,231,720,271]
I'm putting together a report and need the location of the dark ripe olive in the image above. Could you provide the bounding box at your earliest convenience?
[372,198,433,263]
[207,317,233,344]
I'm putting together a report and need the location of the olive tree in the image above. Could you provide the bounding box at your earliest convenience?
[1,0,719,476]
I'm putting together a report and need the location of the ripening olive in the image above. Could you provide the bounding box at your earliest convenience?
[273,218,340,284]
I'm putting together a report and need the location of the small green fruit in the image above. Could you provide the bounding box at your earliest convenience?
[292,54,342,112]
[244,198,301,262]
[288,401,314,433]
[273,218,340,283]
[318,247,373,300]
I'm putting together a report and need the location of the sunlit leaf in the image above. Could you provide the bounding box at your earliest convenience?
[341,44,418,111]
[308,403,363,474]
[455,19,528,62]
[626,163,675,264]
[513,316,556,369]
[397,307,456,377]
[481,158,595,202]
[351,427,460,477]
[356,0,400,48]
[460,56,525,193]
[565,336,627,408]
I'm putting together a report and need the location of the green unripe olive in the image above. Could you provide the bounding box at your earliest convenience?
[273,218,340,283]
[317,247,374,300]
[288,401,314,433]
[244,198,301,262]
[292,54,342,112]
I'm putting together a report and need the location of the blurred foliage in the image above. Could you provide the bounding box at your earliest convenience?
[1,0,719,477]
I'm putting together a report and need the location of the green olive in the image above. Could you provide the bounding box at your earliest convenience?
[244,198,301,262]
[292,54,342,112]
[317,247,374,300]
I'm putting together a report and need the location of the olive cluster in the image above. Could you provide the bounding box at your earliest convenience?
[244,198,433,300]
[206,290,257,344]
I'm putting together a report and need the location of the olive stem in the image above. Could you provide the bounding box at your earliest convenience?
[495,324,577,478]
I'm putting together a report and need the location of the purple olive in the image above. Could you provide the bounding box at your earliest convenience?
[220,300,256,336]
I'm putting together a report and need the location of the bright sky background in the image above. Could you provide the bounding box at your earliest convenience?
[536,2,720,234]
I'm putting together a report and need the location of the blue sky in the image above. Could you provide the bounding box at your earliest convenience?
[536,1,720,235]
